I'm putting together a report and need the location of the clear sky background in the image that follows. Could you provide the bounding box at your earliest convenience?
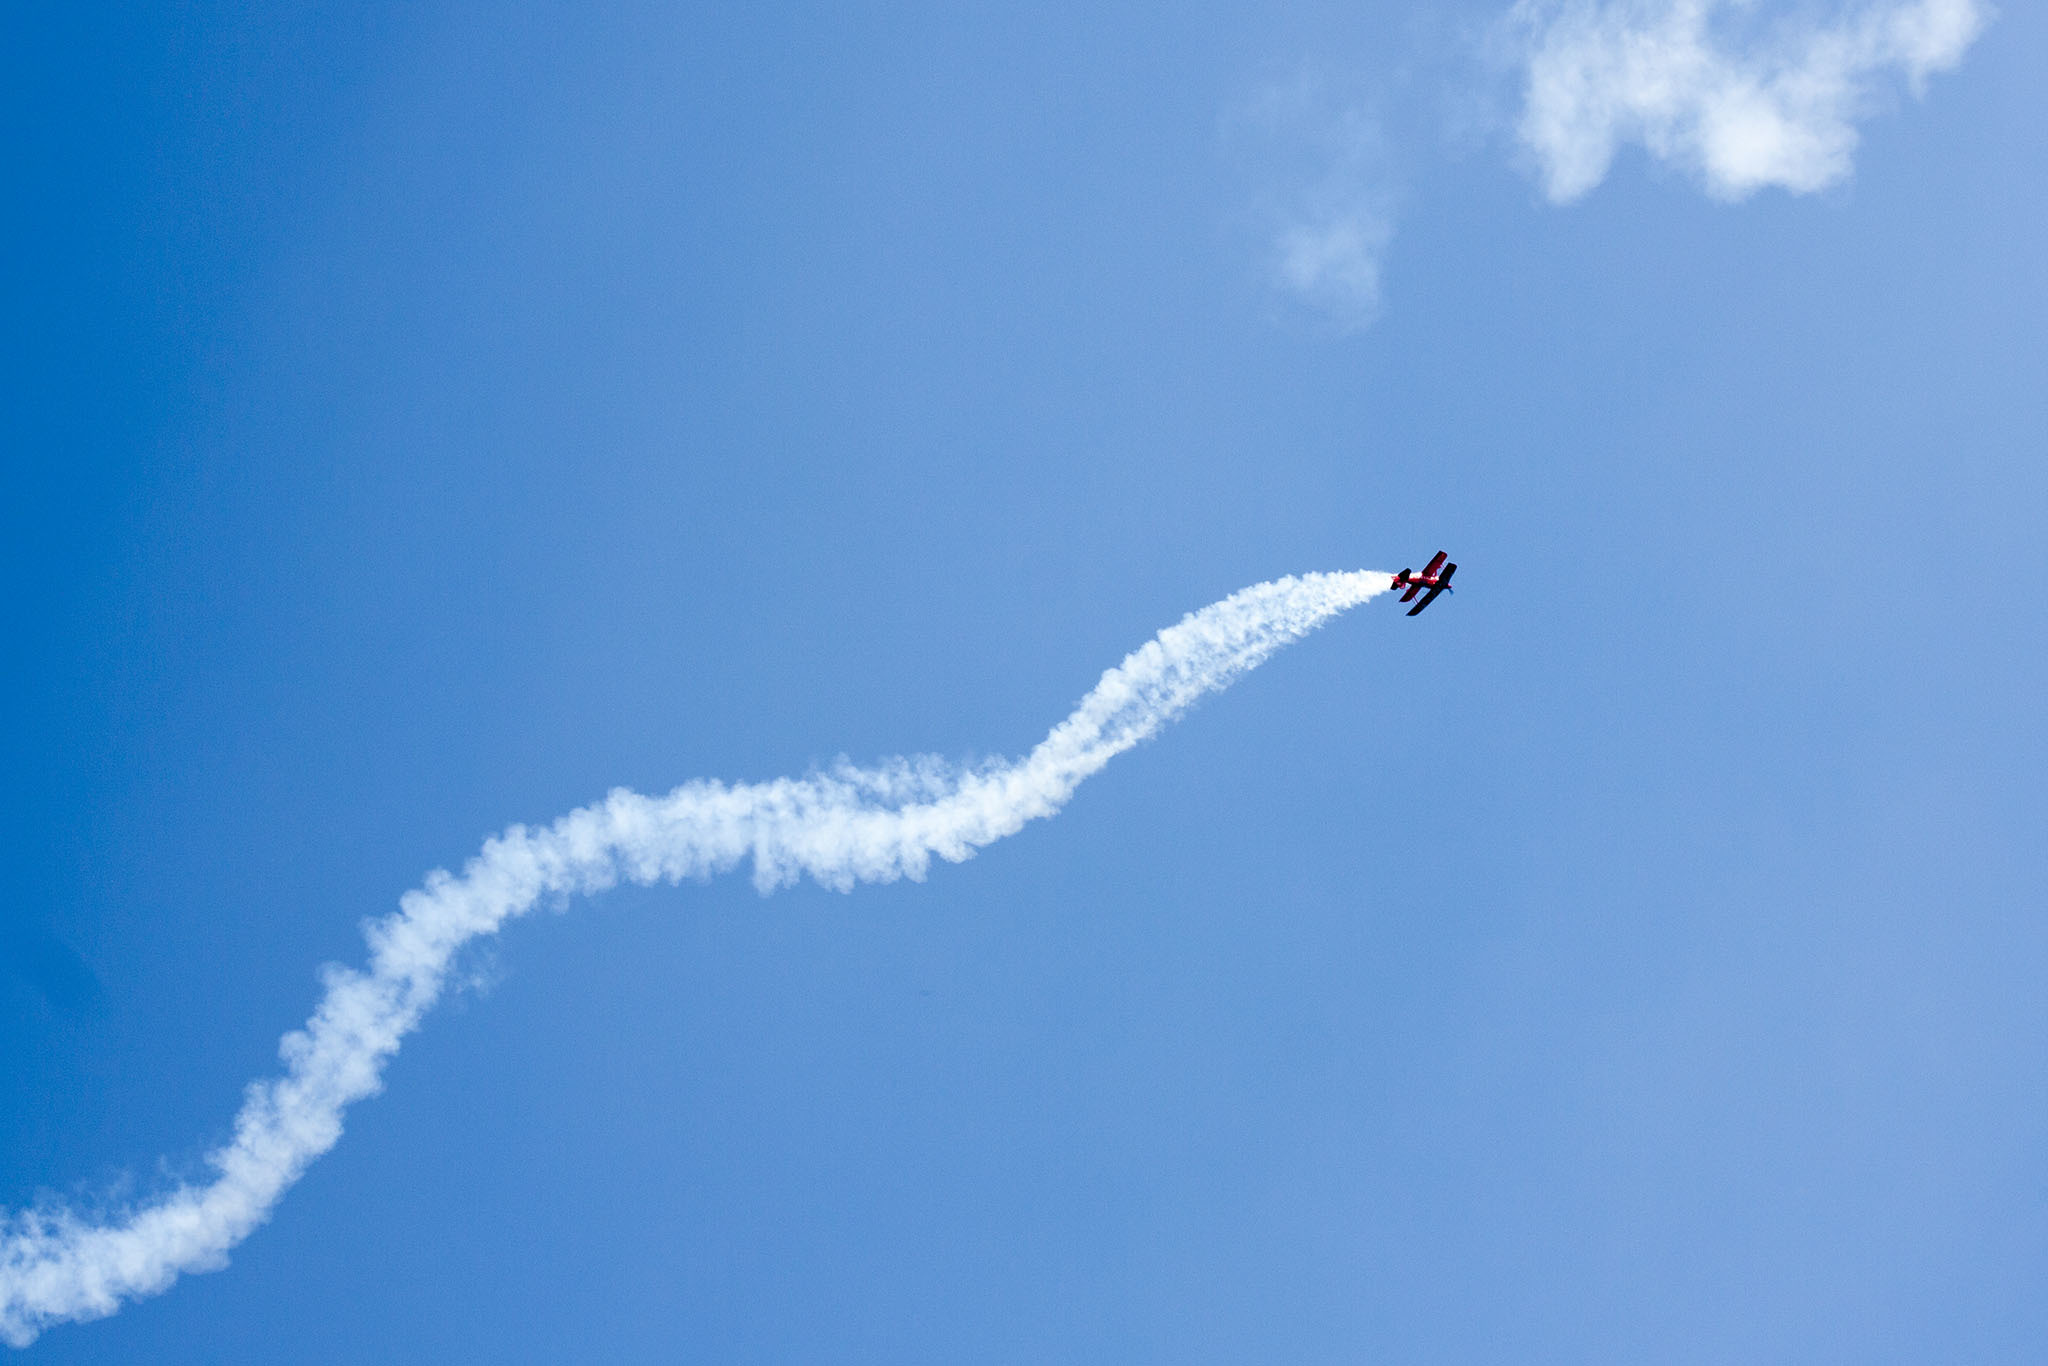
[4,1,2044,1360]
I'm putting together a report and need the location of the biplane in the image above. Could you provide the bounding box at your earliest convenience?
[1391,551,1457,616]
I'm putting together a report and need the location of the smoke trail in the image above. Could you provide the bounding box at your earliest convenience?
[0,570,1389,1346]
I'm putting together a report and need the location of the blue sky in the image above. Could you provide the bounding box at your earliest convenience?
[4,1,2044,1359]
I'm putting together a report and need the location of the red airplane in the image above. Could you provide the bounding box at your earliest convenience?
[1391,551,1457,616]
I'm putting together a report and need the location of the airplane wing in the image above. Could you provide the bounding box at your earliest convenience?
[1420,550,1447,577]
[1400,582,1423,602]
[1406,565,1454,616]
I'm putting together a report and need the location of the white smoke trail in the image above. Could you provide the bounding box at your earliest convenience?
[0,570,1390,1347]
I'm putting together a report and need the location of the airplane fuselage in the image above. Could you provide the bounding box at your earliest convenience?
[1391,551,1457,615]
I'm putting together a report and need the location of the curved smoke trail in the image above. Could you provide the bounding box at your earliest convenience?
[1,570,1389,1346]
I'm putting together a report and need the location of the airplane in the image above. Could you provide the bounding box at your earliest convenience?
[1391,551,1457,616]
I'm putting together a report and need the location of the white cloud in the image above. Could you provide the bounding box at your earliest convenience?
[1271,200,1397,332]
[1504,0,1992,202]
[1225,77,1401,332]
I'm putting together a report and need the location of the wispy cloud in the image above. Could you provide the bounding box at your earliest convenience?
[1502,0,1991,202]
[1225,76,1401,332]
[0,571,1390,1348]
[1271,209,1397,333]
